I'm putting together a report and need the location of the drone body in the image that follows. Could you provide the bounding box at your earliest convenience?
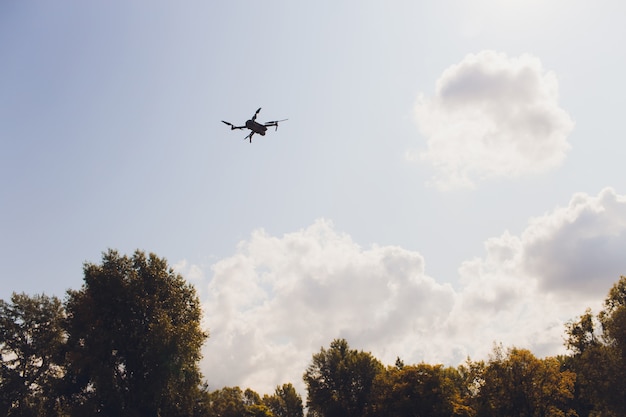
[222,108,287,143]
[245,118,268,136]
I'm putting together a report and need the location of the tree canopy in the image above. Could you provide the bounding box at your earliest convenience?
[564,275,626,416]
[64,249,207,416]
[369,362,472,417]
[473,346,576,417]
[0,293,66,416]
[303,338,383,417]
[1,251,626,417]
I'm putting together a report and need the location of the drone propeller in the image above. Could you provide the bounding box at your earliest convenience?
[265,119,288,131]
[252,107,262,121]
[222,120,245,130]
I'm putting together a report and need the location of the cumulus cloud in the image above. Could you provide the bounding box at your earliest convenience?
[455,188,626,356]
[414,50,574,189]
[188,219,457,394]
[178,189,626,395]
[522,188,626,295]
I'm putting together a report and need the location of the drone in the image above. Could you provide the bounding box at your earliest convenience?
[222,108,287,143]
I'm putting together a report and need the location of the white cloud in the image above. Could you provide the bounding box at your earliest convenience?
[414,51,574,189]
[521,188,626,296]
[454,188,626,356]
[192,219,457,394]
[181,189,626,395]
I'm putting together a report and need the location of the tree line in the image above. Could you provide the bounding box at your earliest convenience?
[1,249,625,416]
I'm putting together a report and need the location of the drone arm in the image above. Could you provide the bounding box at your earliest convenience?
[222,120,245,130]
[264,118,288,131]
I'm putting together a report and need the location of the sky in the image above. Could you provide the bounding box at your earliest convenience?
[2,0,626,396]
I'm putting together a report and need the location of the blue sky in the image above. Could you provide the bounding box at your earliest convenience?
[2,1,626,394]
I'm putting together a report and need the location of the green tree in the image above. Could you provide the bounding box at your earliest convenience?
[207,387,249,417]
[475,346,576,417]
[263,383,304,417]
[565,276,626,416]
[64,249,208,416]
[369,363,472,417]
[599,276,626,394]
[565,308,599,355]
[0,293,66,416]
[247,403,275,417]
[303,339,383,417]
[244,388,275,416]
[207,386,275,417]
[564,308,607,416]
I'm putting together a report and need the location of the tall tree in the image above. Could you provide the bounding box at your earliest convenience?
[64,250,208,416]
[263,383,304,417]
[207,386,275,417]
[475,346,576,417]
[207,386,249,417]
[303,339,383,417]
[369,363,473,417]
[564,275,626,416]
[0,293,66,416]
[564,308,607,416]
[598,277,626,415]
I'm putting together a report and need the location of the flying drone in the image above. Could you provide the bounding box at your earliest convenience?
[222,108,287,143]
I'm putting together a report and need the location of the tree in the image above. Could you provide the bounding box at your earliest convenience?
[244,388,275,416]
[565,308,599,355]
[564,308,607,416]
[599,276,626,363]
[207,386,249,417]
[598,281,626,415]
[303,339,383,417]
[564,275,626,416]
[263,383,304,417]
[0,293,66,416]
[562,276,626,416]
[475,346,576,417]
[64,249,208,416]
[206,386,276,417]
[369,363,473,417]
